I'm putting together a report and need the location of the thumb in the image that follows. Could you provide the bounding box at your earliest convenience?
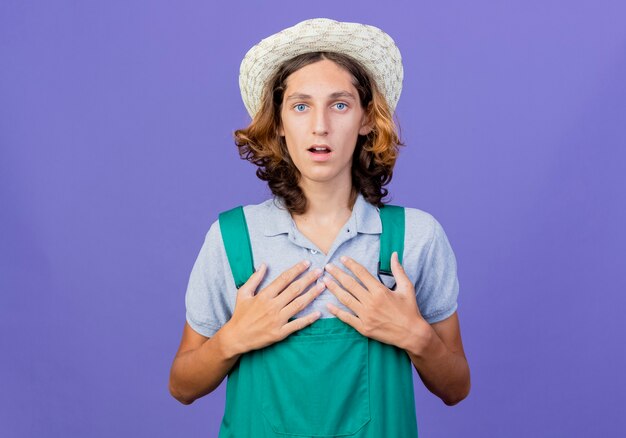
[389,252,410,290]
[238,262,267,298]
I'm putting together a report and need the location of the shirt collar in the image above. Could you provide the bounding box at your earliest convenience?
[262,192,382,237]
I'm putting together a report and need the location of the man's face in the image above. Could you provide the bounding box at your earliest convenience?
[278,59,372,187]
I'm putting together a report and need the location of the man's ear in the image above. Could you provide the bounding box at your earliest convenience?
[359,112,374,136]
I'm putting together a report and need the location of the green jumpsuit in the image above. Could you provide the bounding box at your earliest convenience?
[216,204,419,437]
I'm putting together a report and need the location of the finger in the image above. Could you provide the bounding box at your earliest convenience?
[390,251,410,290]
[280,311,322,339]
[239,262,267,298]
[326,302,364,334]
[280,280,326,320]
[275,267,324,307]
[262,260,311,298]
[322,275,364,316]
[324,262,369,303]
[338,255,381,293]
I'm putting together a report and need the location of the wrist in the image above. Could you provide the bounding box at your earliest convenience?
[405,317,434,358]
[215,321,246,360]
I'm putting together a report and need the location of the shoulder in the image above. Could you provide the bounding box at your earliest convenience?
[200,198,270,241]
[241,197,277,217]
[399,205,457,265]
[402,205,439,246]
[194,198,275,271]
[403,205,436,229]
[207,197,277,237]
[210,198,273,219]
[210,197,276,224]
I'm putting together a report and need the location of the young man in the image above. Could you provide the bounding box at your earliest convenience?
[169,18,470,437]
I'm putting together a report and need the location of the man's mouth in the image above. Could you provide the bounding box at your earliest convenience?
[307,145,332,154]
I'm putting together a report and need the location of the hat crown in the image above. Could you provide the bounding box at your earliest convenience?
[239,18,403,119]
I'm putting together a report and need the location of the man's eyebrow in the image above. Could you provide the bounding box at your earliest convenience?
[285,91,357,101]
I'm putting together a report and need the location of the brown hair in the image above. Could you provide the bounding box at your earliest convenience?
[233,51,404,215]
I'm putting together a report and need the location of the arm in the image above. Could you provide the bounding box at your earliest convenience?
[168,321,242,405]
[405,311,470,406]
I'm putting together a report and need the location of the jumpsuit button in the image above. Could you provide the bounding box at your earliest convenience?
[310,249,318,254]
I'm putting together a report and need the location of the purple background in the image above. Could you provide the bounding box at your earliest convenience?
[1,1,625,437]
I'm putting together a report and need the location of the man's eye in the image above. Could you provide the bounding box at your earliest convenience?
[294,104,307,112]
[335,102,348,110]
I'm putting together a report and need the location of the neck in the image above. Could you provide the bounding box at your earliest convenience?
[294,179,358,227]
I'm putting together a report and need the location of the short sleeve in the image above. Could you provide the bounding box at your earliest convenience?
[184,220,232,337]
[414,217,459,324]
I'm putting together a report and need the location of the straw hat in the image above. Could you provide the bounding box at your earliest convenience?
[238,17,404,119]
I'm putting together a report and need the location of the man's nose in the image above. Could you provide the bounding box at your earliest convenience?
[312,107,329,136]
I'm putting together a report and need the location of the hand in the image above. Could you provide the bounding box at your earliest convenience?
[224,260,325,354]
[323,252,431,351]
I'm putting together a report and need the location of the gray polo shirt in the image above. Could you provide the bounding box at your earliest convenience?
[185,192,460,338]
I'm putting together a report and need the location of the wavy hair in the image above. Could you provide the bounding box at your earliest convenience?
[233,51,404,215]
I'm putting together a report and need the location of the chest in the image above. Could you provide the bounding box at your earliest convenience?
[293,222,344,256]
[250,228,399,296]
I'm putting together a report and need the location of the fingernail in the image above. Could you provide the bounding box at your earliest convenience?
[303,260,311,267]
[313,268,323,275]
[340,255,347,263]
